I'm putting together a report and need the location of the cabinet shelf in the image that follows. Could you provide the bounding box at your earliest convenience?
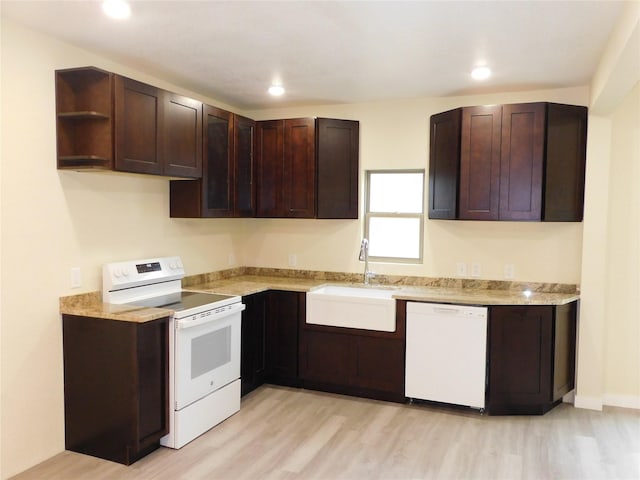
[58,111,110,120]
[58,155,111,168]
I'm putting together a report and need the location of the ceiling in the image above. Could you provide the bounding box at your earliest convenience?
[1,0,627,110]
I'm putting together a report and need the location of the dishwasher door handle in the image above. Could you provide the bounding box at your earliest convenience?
[432,307,462,315]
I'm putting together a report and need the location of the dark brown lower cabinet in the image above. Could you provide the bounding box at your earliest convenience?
[299,304,405,403]
[62,315,169,465]
[487,302,577,415]
[241,292,268,396]
[266,290,304,387]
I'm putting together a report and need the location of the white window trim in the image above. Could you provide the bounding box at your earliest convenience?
[364,169,425,264]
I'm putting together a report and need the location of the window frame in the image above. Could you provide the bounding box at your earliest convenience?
[364,169,425,264]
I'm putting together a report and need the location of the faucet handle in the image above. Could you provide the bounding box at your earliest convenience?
[359,238,368,261]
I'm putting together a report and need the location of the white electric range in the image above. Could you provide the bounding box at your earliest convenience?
[103,256,244,449]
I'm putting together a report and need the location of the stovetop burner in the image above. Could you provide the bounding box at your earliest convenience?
[129,291,236,312]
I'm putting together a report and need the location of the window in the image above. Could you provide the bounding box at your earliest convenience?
[364,170,425,262]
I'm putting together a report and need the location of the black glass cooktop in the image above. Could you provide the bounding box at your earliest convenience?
[129,291,236,312]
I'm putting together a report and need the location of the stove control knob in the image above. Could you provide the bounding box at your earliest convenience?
[114,268,122,278]
[122,268,130,277]
[176,259,183,269]
[169,261,177,270]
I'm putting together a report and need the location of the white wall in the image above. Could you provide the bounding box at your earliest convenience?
[575,1,640,411]
[0,18,244,478]
[603,82,640,406]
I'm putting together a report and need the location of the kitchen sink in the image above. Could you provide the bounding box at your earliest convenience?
[306,285,397,332]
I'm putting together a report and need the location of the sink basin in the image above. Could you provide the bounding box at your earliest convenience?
[306,285,396,332]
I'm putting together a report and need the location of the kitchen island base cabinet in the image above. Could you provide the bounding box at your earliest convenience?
[299,301,406,403]
[487,302,577,415]
[62,315,169,465]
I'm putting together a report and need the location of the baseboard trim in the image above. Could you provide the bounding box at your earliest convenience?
[603,394,640,410]
[574,394,603,411]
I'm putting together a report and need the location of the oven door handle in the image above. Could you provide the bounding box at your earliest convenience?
[176,302,245,330]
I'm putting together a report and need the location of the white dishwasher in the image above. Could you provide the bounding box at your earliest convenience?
[405,302,488,410]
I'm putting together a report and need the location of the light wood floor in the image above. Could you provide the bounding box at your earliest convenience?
[12,385,640,480]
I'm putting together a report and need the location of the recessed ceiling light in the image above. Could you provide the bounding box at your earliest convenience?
[268,85,285,96]
[471,66,491,81]
[102,0,131,19]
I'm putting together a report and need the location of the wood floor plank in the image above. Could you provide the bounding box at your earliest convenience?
[10,385,640,480]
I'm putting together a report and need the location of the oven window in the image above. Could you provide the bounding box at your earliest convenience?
[191,326,231,379]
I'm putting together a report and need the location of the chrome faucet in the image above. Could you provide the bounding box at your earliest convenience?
[358,238,375,284]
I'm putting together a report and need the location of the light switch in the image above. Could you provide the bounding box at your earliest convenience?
[504,264,515,279]
[471,263,481,278]
[70,267,82,288]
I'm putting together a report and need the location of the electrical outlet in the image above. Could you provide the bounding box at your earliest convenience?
[288,254,297,267]
[471,263,481,278]
[504,263,515,279]
[228,253,236,266]
[70,267,82,288]
[456,262,467,277]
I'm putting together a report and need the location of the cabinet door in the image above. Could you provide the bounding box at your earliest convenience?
[234,115,256,217]
[202,105,234,216]
[255,120,284,217]
[115,76,163,175]
[488,305,553,414]
[499,103,545,221]
[283,118,316,218]
[352,336,405,395]
[241,292,267,396]
[553,302,577,400]
[428,108,461,219]
[136,318,169,447]
[299,330,351,385]
[316,118,359,219]
[459,105,502,220]
[162,92,202,178]
[544,104,588,221]
[266,291,302,386]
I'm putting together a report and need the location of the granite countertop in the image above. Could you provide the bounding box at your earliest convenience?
[60,270,579,323]
[59,291,174,323]
[187,275,580,306]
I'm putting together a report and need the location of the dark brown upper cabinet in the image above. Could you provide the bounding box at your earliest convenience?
[56,66,202,178]
[255,117,359,219]
[56,67,114,170]
[428,102,587,222]
[316,118,360,219]
[169,107,255,218]
[460,105,503,220]
[256,118,316,218]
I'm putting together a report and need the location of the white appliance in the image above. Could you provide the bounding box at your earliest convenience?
[103,256,245,449]
[405,302,488,410]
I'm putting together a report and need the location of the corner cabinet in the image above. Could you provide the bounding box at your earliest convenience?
[169,107,255,217]
[56,66,202,178]
[62,315,169,465]
[428,102,587,222]
[255,117,360,219]
[487,302,577,415]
